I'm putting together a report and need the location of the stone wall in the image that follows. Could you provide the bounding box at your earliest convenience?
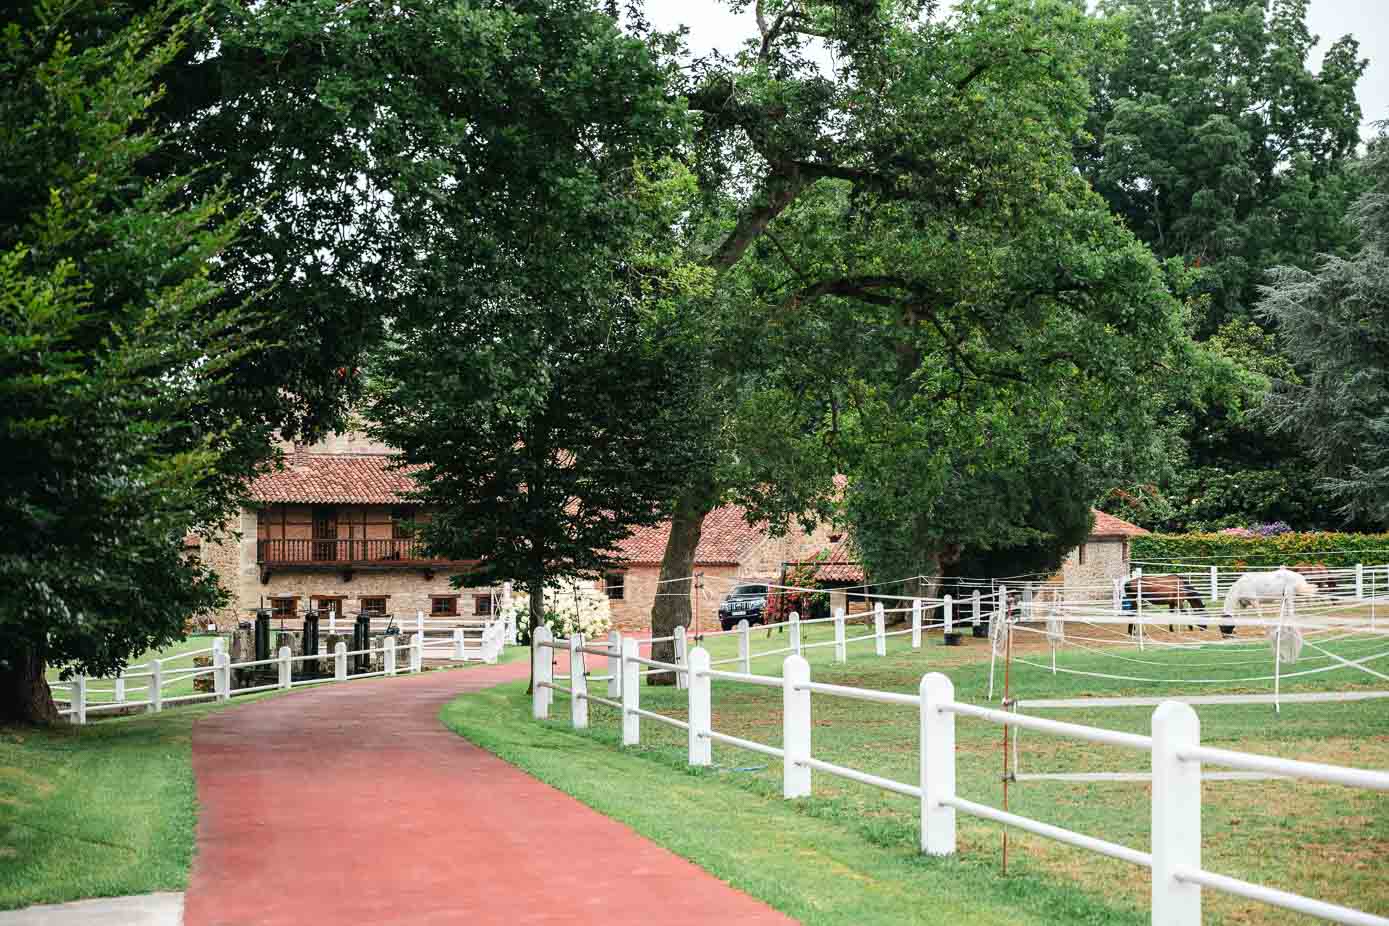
[600,564,741,635]
[1061,538,1130,599]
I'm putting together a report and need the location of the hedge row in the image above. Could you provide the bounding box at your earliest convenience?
[1131,533,1389,569]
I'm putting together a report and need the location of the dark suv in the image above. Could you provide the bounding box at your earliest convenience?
[718,583,771,630]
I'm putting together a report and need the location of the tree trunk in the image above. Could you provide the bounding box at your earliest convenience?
[648,477,718,685]
[526,575,546,696]
[0,644,59,726]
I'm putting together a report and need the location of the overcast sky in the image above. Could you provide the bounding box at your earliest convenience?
[648,0,1387,136]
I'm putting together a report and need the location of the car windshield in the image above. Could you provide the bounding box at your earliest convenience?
[731,585,768,597]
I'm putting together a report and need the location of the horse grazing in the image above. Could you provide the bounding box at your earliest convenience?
[1222,567,1319,635]
[1123,575,1207,636]
[1292,562,1339,595]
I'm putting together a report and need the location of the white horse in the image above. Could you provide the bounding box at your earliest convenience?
[1222,567,1318,628]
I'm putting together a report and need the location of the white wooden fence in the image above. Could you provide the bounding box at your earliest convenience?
[53,616,510,724]
[531,628,1389,926]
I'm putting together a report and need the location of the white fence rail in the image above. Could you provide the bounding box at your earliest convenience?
[530,628,1389,926]
[58,616,510,723]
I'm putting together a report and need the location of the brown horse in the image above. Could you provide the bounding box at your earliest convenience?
[1293,562,1339,595]
[1123,575,1214,635]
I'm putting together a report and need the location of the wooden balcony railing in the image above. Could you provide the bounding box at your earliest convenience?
[256,538,449,565]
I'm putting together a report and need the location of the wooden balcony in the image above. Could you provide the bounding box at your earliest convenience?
[256,538,468,582]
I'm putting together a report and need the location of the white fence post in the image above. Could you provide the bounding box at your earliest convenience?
[621,636,640,746]
[874,602,886,657]
[607,630,621,698]
[334,642,347,680]
[278,645,291,689]
[416,610,425,641]
[1209,565,1219,602]
[452,627,465,661]
[151,660,163,713]
[484,622,498,664]
[972,590,981,629]
[212,636,225,663]
[1356,563,1365,601]
[920,672,956,855]
[688,647,712,766]
[911,598,923,649]
[570,633,588,730]
[944,594,953,637]
[215,652,230,703]
[789,611,802,657]
[1152,701,1202,926]
[674,625,688,690]
[782,655,811,798]
[1023,583,1033,620]
[384,635,397,675]
[114,672,126,704]
[410,633,422,673]
[532,627,553,719]
[1112,577,1124,612]
[738,619,751,673]
[834,608,847,663]
[72,674,86,726]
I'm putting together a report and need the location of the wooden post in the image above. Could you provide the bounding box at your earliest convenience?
[1152,701,1202,925]
[72,675,86,726]
[215,652,230,703]
[114,673,126,704]
[570,633,588,730]
[674,625,688,690]
[410,633,423,673]
[972,590,981,629]
[1209,565,1218,602]
[278,645,291,689]
[782,655,811,798]
[738,619,751,673]
[874,602,886,656]
[151,660,163,713]
[1356,563,1365,601]
[944,595,954,637]
[452,627,465,661]
[834,608,847,663]
[789,611,802,657]
[621,636,640,746]
[607,630,621,698]
[920,672,956,855]
[384,635,397,675]
[911,598,923,649]
[334,641,347,681]
[532,626,552,719]
[687,647,711,766]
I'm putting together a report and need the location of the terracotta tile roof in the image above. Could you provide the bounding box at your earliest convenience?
[616,504,766,566]
[249,453,422,505]
[1090,508,1149,539]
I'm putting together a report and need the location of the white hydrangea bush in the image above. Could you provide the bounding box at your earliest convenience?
[510,581,612,644]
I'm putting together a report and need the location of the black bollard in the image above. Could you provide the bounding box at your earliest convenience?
[254,609,271,663]
[353,613,372,672]
[303,612,320,663]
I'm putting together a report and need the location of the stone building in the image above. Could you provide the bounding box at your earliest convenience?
[596,505,841,634]
[1058,510,1148,597]
[196,448,503,628]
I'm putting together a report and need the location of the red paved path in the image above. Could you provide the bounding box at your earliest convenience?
[183,661,792,925]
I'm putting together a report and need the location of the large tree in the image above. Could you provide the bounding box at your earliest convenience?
[646,0,1186,653]
[1261,134,1389,523]
[364,5,708,684]
[0,2,248,723]
[1085,0,1369,531]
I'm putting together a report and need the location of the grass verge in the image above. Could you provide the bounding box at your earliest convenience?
[446,624,1389,925]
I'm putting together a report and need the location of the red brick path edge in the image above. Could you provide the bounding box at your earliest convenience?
[183,661,793,925]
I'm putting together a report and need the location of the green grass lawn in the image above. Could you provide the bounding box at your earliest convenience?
[446,621,1389,925]
[2,642,526,910]
[45,635,227,706]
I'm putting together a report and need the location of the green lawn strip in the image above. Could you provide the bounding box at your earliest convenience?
[530,628,1389,924]
[443,680,1148,926]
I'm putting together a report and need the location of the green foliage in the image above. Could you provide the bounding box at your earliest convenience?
[1084,0,1370,532]
[0,1,251,707]
[1262,132,1389,525]
[365,2,708,612]
[1132,532,1389,569]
